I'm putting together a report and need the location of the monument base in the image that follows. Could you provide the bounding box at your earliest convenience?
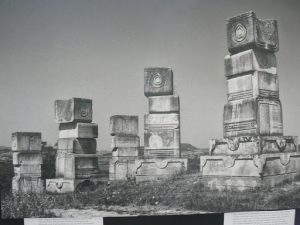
[46,178,103,193]
[12,176,44,193]
[200,152,300,190]
[109,159,136,181]
[135,158,187,183]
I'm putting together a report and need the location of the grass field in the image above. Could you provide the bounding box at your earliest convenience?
[2,173,300,218]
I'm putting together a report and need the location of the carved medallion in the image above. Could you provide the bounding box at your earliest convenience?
[151,72,165,88]
[149,133,163,148]
[227,138,240,151]
[78,104,89,117]
[234,23,247,42]
[276,137,286,152]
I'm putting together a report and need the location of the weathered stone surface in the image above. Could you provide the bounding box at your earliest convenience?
[135,158,187,182]
[112,147,139,160]
[148,95,180,113]
[226,72,279,101]
[144,128,180,151]
[55,153,99,179]
[225,49,277,77]
[111,135,140,148]
[55,98,92,124]
[12,176,43,193]
[227,11,279,53]
[110,115,138,136]
[14,164,42,177]
[58,138,96,154]
[46,178,101,193]
[144,67,173,97]
[201,173,300,191]
[200,152,300,177]
[11,132,41,151]
[209,136,298,155]
[223,98,283,137]
[12,152,43,165]
[59,123,98,138]
[109,160,136,181]
[144,113,180,129]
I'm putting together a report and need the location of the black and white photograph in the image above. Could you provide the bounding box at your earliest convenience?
[0,0,300,221]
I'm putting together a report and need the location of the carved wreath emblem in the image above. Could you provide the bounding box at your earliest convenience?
[227,137,240,151]
[234,23,247,42]
[150,72,165,88]
[78,104,89,117]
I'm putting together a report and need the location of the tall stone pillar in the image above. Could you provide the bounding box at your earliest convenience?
[109,115,140,180]
[11,132,44,193]
[201,11,300,190]
[135,67,187,182]
[46,98,101,193]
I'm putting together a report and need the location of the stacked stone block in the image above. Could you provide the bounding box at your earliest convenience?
[46,98,101,193]
[109,115,140,180]
[201,11,300,190]
[11,132,43,193]
[135,67,187,182]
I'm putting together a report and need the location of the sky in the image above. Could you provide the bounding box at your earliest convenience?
[0,0,300,150]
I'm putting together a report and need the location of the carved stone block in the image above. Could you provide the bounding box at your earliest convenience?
[46,178,101,193]
[144,113,180,130]
[12,176,43,193]
[111,135,140,148]
[110,115,138,136]
[223,98,283,137]
[14,164,42,177]
[227,11,279,53]
[135,158,187,182]
[226,71,279,101]
[225,49,277,77]
[12,152,43,165]
[58,138,96,154]
[200,152,300,189]
[55,153,99,179]
[112,147,139,160]
[148,95,180,113]
[59,123,98,138]
[55,98,92,123]
[144,128,180,151]
[11,132,41,151]
[209,136,298,155]
[144,67,173,97]
[109,160,137,181]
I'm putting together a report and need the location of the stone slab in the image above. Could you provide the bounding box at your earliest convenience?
[225,49,277,77]
[46,178,102,193]
[201,173,300,191]
[55,98,92,123]
[200,152,300,178]
[135,158,187,182]
[59,123,98,139]
[12,151,43,165]
[110,115,138,136]
[109,159,136,181]
[227,11,279,53]
[11,132,41,151]
[12,176,43,193]
[209,136,298,155]
[58,138,96,154]
[226,71,279,101]
[144,113,180,129]
[112,147,139,159]
[144,67,173,97]
[223,98,283,137]
[111,135,140,148]
[144,128,180,149]
[14,164,42,177]
[148,95,180,113]
[55,153,100,179]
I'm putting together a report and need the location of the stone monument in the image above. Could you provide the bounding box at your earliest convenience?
[11,132,44,193]
[46,98,102,193]
[109,115,140,180]
[200,11,300,190]
[135,67,187,182]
